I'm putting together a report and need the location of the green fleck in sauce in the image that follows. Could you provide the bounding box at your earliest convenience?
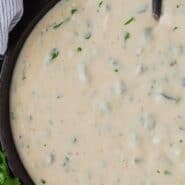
[71,8,78,15]
[124,17,135,25]
[84,32,92,40]
[77,47,82,52]
[124,31,130,41]
[98,1,103,8]
[48,48,59,63]
[164,170,172,176]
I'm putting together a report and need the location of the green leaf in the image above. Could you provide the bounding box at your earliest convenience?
[72,136,78,144]
[98,1,103,8]
[71,8,78,15]
[4,177,21,185]
[0,151,7,165]
[164,170,172,176]
[0,172,6,184]
[49,48,60,63]
[124,17,135,25]
[173,26,178,31]
[77,47,82,52]
[53,22,64,29]
[0,152,9,185]
[84,32,92,40]
[0,150,21,185]
[53,17,70,29]
[40,179,46,184]
[124,31,130,41]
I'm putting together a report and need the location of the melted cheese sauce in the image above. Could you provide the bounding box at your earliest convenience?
[10,0,185,185]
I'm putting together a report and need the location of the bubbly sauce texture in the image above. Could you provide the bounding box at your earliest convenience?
[11,0,185,185]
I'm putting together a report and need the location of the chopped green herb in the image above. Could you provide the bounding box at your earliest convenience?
[164,170,172,176]
[157,170,161,174]
[98,1,103,7]
[173,26,178,31]
[56,95,63,99]
[84,32,92,40]
[41,179,46,184]
[22,65,27,80]
[71,8,78,15]
[72,137,78,144]
[114,69,119,73]
[63,156,70,167]
[53,22,64,29]
[49,48,59,63]
[124,31,130,41]
[134,157,142,164]
[160,93,181,103]
[53,17,70,29]
[77,47,82,52]
[176,4,182,8]
[22,74,26,80]
[179,139,183,143]
[179,126,185,131]
[124,17,135,25]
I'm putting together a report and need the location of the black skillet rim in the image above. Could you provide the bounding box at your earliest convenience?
[0,0,60,184]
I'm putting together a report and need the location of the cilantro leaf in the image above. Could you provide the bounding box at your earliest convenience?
[0,150,21,185]
[124,17,135,25]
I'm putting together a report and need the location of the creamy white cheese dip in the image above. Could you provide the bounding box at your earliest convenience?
[10,0,185,185]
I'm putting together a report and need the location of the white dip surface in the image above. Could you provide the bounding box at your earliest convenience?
[10,0,185,185]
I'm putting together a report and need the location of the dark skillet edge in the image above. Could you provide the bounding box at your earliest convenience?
[0,0,60,184]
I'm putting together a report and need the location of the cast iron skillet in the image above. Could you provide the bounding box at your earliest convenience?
[0,0,60,184]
